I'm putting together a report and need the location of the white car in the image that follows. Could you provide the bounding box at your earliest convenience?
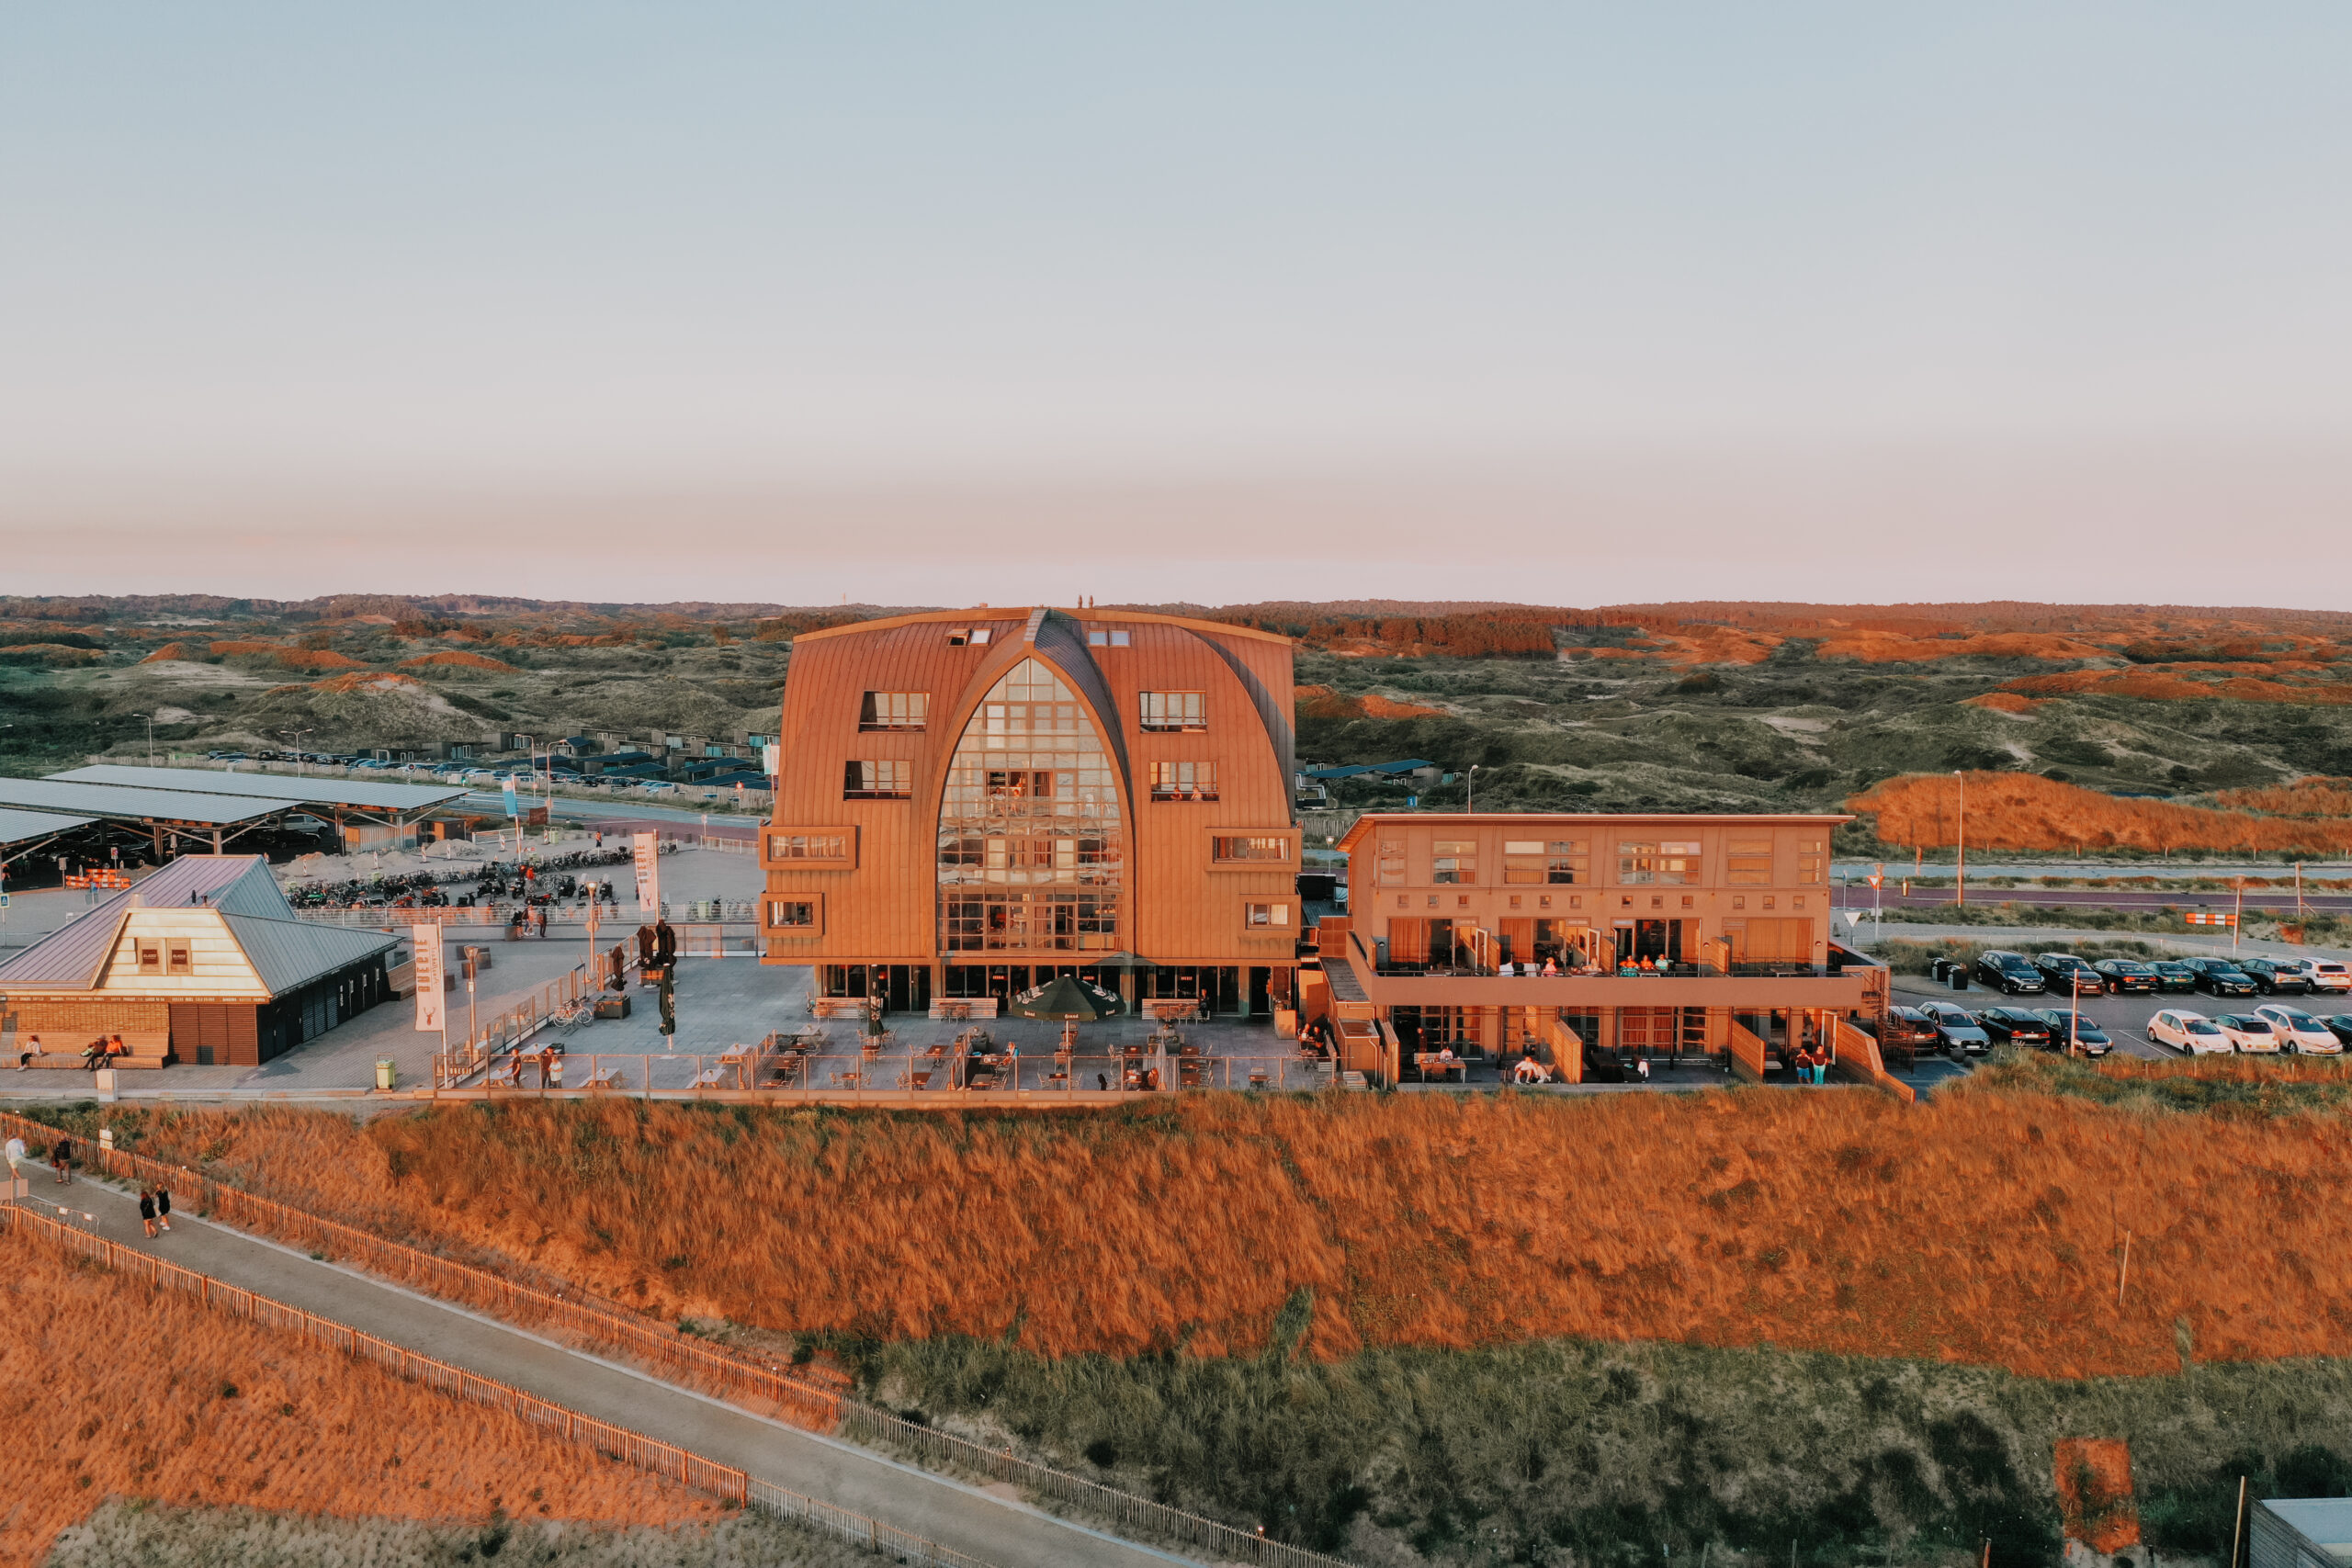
[2213,1014,2282,1054]
[2283,958,2351,994]
[2254,1004,2344,1055]
[2149,1009,2233,1055]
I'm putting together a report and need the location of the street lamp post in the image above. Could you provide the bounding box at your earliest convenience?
[280,729,314,775]
[1466,764,1479,815]
[131,713,155,767]
[1953,769,1967,908]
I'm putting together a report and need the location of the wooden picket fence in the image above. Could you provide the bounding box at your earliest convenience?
[0,1204,996,1568]
[0,1110,1360,1568]
[0,1111,842,1430]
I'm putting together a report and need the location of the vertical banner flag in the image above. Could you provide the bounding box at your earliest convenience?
[633,830,661,914]
[413,925,446,1032]
[763,742,780,783]
[502,775,520,818]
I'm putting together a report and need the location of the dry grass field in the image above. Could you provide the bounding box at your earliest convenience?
[89,1073,2352,1382]
[0,1241,721,1568]
[1849,770,2352,853]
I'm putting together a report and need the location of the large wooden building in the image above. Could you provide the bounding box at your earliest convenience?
[760,606,1299,1015]
[1325,811,1885,1067]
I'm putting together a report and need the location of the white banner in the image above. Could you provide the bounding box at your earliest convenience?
[413,926,446,1032]
[633,831,661,914]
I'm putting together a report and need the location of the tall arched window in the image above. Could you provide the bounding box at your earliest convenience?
[936,658,1124,953]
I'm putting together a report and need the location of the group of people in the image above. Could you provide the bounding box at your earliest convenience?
[1492,955,1591,977]
[1791,1040,1834,1084]
[1,1134,174,1237]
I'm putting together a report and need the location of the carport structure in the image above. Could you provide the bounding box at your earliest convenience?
[0,805,105,884]
[0,778,290,863]
[48,765,468,850]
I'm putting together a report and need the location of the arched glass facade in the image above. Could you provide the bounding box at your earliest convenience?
[936,658,1124,953]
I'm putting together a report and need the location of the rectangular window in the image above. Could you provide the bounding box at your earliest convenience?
[1086,626,1131,648]
[843,760,911,799]
[858,692,929,730]
[944,626,993,646]
[1797,839,1825,884]
[137,942,163,975]
[1544,840,1589,885]
[1727,837,1773,886]
[1244,901,1293,929]
[1617,842,1658,885]
[1149,761,1216,801]
[1502,839,1546,884]
[1139,692,1206,731]
[768,900,818,930]
[1658,840,1702,885]
[1431,838,1476,885]
[767,833,847,861]
[1214,835,1292,863]
[167,942,193,976]
[1376,840,1407,886]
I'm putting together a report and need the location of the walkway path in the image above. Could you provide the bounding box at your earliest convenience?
[25,1174,1192,1568]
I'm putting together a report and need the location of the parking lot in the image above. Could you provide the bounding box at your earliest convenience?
[1889,968,2352,1062]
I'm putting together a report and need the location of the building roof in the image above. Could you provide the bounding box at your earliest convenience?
[51,764,469,815]
[0,855,395,995]
[1334,809,1856,854]
[2261,1498,2352,1563]
[789,605,1295,648]
[0,806,97,851]
[0,777,288,827]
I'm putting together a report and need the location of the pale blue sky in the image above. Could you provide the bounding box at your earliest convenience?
[5,6,2350,605]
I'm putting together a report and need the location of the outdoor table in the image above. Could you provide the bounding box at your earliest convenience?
[1248,1068,1271,1088]
[584,1067,623,1091]
[692,1066,728,1089]
[831,1070,862,1089]
[1416,1053,1466,1082]
[923,1042,947,1058]
[899,1070,933,1090]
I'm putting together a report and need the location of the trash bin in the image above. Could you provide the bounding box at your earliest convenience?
[1948,969,1969,992]
[94,1068,118,1104]
[375,1057,397,1091]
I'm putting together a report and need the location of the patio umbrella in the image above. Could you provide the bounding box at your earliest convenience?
[1008,975,1125,1060]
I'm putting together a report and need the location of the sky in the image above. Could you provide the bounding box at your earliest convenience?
[5,4,2350,609]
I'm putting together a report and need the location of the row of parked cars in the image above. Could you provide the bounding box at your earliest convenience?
[1883,999,2352,1058]
[1954,949,2350,998]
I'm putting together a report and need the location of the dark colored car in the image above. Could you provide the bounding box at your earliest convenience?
[2030,1008,2112,1056]
[2034,953,2105,996]
[2182,957,2258,998]
[2092,959,2160,994]
[2318,1015,2352,1047]
[1878,1007,1942,1050]
[2234,957,2309,996]
[1977,1006,2056,1048]
[2150,961,2199,992]
[1973,950,2048,995]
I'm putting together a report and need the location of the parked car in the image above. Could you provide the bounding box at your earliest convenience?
[1977,1007,2055,1048]
[2181,957,2258,998]
[2283,958,2350,994]
[2149,1009,2233,1055]
[2033,953,2104,996]
[2149,961,2199,992]
[1915,1000,1992,1055]
[2030,1009,2112,1056]
[2214,1013,2283,1053]
[2318,1015,2352,1048]
[2091,959,2160,994]
[2253,1005,2342,1055]
[1973,951,2048,995]
[2234,957,2310,996]
[1878,1007,1943,1051]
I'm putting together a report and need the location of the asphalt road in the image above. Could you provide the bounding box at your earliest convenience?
[1888,974,2352,1063]
[1846,886,2352,914]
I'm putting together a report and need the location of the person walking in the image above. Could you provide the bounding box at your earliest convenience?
[51,1135,72,1185]
[139,1188,158,1239]
[533,904,548,939]
[154,1182,173,1233]
[537,1050,553,1089]
[4,1134,25,1180]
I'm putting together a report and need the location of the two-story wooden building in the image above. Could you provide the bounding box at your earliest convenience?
[760,606,1299,1016]
[1327,812,1884,1068]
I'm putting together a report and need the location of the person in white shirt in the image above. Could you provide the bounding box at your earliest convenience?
[4,1136,25,1178]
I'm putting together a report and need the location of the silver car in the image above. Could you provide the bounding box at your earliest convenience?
[1915,1000,1991,1055]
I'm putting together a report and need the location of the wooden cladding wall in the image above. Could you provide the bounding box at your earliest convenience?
[763,608,1296,970]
